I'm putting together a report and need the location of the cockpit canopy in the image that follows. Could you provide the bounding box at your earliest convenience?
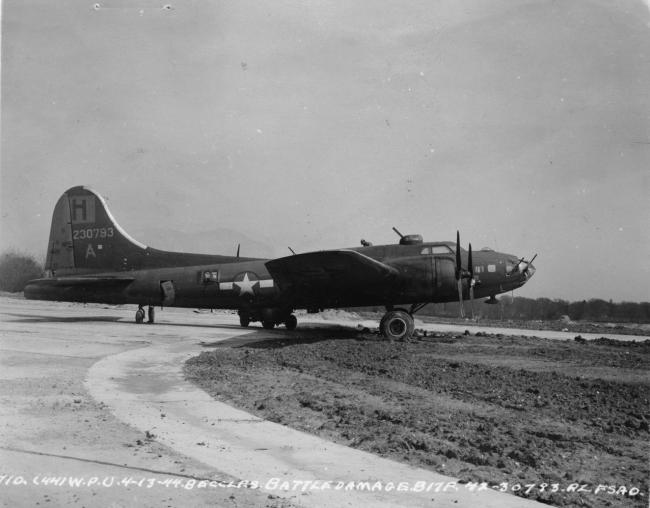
[420,244,456,255]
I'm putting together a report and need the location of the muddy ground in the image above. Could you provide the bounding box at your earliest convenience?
[185,328,649,508]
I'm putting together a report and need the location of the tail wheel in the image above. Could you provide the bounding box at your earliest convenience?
[135,307,145,324]
[284,314,297,331]
[380,309,414,341]
[262,320,275,330]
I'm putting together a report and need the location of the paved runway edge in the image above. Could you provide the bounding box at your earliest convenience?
[85,333,545,508]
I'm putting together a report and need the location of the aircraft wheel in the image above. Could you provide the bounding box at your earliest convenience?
[379,313,389,331]
[262,320,275,330]
[147,306,155,324]
[379,307,407,334]
[239,315,250,327]
[380,309,414,341]
[135,307,145,324]
[284,314,297,331]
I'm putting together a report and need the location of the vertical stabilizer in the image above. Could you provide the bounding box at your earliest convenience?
[45,193,75,275]
[45,186,148,275]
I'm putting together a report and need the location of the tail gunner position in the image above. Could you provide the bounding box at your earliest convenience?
[25,186,537,340]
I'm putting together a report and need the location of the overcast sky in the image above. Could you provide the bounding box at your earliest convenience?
[1,0,649,302]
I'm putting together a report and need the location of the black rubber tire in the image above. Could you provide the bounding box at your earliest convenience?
[147,306,155,324]
[239,315,250,328]
[135,308,145,324]
[284,314,297,331]
[262,320,275,330]
[379,313,389,331]
[380,309,414,341]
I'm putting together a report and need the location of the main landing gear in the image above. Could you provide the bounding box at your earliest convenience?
[380,309,414,341]
[284,314,298,331]
[135,305,155,324]
[238,309,298,331]
[379,303,426,341]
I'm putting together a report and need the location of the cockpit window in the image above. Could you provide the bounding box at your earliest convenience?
[432,245,454,255]
[421,245,455,255]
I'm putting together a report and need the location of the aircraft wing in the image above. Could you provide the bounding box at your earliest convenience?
[265,249,398,299]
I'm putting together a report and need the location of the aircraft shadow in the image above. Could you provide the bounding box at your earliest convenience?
[153,321,249,331]
[5,313,123,323]
[5,314,261,331]
[5,313,380,346]
[200,325,380,350]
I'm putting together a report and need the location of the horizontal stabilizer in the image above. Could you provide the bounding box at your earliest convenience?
[25,276,135,288]
[24,275,136,302]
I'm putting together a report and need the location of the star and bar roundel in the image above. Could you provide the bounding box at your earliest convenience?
[219,272,274,297]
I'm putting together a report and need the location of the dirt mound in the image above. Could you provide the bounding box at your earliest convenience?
[186,331,649,507]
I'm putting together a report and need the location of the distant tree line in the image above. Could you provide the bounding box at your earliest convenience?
[0,251,43,292]
[361,297,650,323]
[419,297,650,323]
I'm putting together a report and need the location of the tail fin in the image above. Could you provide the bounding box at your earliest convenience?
[45,186,148,275]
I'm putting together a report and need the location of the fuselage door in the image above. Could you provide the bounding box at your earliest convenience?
[160,280,176,306]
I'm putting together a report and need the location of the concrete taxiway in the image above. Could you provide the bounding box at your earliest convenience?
[1,295,549,507]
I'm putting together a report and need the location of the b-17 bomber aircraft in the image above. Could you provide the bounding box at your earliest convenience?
[24,186,537,340]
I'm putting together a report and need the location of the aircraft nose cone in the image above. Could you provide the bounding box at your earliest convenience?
[526,263,536,279]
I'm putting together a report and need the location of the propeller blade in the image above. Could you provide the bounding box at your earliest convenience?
[457,278,465,318]
[455,231,464,317]
[455,231,461,279]
[529,253,538,266]
[468,243,474,319]
[468,243,473,279]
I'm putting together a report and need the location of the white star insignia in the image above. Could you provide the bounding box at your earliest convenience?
[234,273,258,296]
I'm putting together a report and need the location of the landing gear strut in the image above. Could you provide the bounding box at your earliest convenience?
[239,313,250,328]
[284,314,297,331]
[135,305,145,324]
[379,303,428,340]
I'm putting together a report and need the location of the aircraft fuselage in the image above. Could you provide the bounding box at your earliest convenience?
[24,186,536,337]
[25,242,530,310]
